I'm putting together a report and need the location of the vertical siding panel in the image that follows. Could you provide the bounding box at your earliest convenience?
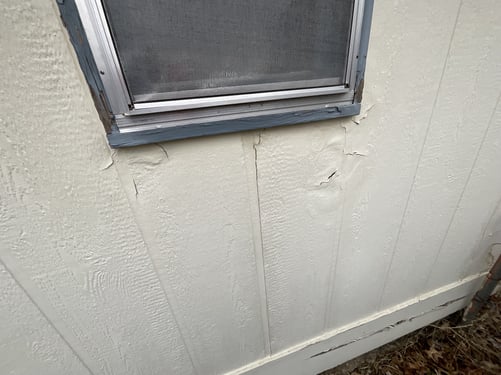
[242,133,273,356]
[326,0,462,329]
[0,264,91,375]
[380,0,501,309]
[256,123,348,352]
[0,2,195,374]
[2,1,500,375]
[329,0,459,328]
[426,96,501,289]
[115,133,267,374]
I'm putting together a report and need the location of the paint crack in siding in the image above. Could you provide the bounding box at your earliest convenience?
[132,178,139,198]
[253,131,263,150]
[352,103,376,125]
[155,143,169,160]
[341,124,350,158]
[341,124,367,158]
[311,295,469,359]
[251,131,273,355]
[253,132,263,191]
[319,170,338,186]
[100,151,117,171]
[344,151,367,157]
[100,158,114,171]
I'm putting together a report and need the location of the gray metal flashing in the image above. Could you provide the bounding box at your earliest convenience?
[354,0,374,103]
[108,104,361,148]
[57,0,113,132]
[57,0,373,148]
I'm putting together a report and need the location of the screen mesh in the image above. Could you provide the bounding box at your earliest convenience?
[102,0,355,102]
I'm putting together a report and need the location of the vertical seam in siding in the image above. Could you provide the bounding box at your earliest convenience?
[323,183,347,329]
[377,0,464,311]
[423,92,501,289]
[248,132,273,356]
[0,258,95,375]
[111,155,201,375]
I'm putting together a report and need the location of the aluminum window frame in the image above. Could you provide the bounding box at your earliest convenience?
[58,0,373,147]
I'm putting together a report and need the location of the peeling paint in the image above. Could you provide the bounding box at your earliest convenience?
[352,103,376,125]
[100,156,114,171]
[155,143,169,160]
[343,151,368,157]
[2,1,501,375]
[121,144,170,169]
[310,295,468,359]
[318,170,338,186]
[131,177,139,198]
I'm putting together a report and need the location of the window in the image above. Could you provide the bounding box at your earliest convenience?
[58,0,373,147]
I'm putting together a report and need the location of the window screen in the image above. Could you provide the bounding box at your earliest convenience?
[58,0,373,147]
[102,0,355,102]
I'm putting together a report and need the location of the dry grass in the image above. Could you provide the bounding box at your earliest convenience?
[322,293,500,375]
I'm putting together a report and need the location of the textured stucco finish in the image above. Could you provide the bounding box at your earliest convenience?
[1,0,501,374]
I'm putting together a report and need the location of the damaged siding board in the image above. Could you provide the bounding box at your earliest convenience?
[3,0,501,374]
[239,275,483,375]
[380,0,501,309]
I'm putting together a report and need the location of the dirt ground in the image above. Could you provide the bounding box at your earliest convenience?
[322,293,500,375]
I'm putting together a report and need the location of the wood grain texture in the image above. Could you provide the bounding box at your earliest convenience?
[0,264,91,375]
[380,0,501,309]
[325,0,463,329]
[2,0,501,374]
[255,122,349,352]
[0,1,195,374]
[114,133,268,374]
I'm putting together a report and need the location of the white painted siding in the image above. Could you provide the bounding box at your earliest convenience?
[0,264,91,375]
[0,1,500,374]
[114,137,268,373]
[326,0,463,329]
[379,0,501,309]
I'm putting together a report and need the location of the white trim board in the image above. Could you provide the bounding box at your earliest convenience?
[228,274,485,375]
